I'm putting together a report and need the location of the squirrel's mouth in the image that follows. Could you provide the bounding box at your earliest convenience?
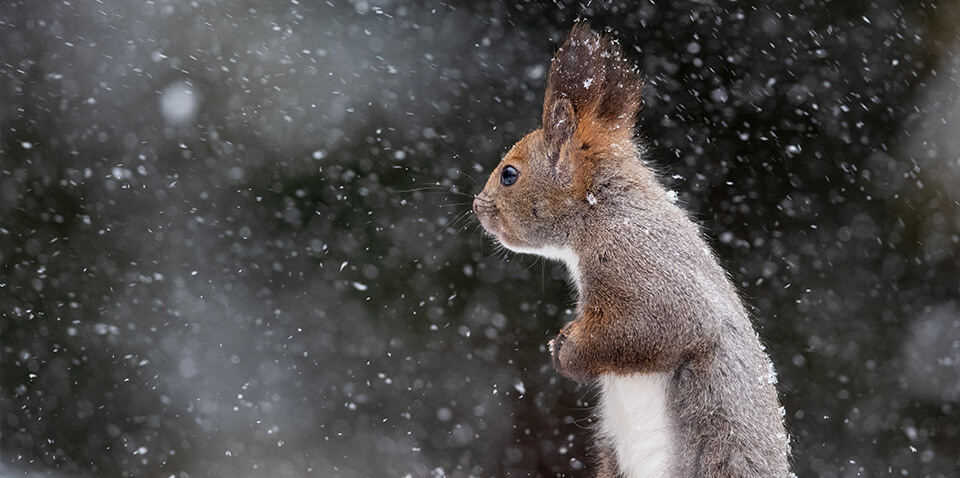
[473,197,514,247]
[475,209,504,240]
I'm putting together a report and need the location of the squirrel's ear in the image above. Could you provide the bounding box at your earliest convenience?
[544,97,576,146]
[543,97,576,185]
[542,23,642,136]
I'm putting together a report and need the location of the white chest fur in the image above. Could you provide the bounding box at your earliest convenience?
[599,373,676,478]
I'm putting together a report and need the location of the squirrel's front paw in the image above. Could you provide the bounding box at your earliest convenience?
[551,324,597,383]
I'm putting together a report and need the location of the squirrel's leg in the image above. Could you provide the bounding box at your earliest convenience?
[551,307,713,383]
[551,309,653,383]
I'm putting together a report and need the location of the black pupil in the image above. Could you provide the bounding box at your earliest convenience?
[501,166,519,186]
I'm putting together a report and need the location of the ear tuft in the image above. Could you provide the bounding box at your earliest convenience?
[542,23,642,134]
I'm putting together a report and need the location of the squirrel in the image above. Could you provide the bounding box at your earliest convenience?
[472,24,791,477]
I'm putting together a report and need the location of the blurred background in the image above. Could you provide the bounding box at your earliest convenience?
[2,0,958,476]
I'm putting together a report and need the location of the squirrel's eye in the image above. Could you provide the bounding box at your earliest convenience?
[500,165,519,186]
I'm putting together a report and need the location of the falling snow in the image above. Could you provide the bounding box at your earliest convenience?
[160,80,199,125]
[1,1,958,477]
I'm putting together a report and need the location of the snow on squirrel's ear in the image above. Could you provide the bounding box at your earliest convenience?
[542,22,642,136]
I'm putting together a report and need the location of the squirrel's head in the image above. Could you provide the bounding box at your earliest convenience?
[473,23,650,259]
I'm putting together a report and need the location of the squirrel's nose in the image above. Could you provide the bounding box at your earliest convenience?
[472,197,480,215]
